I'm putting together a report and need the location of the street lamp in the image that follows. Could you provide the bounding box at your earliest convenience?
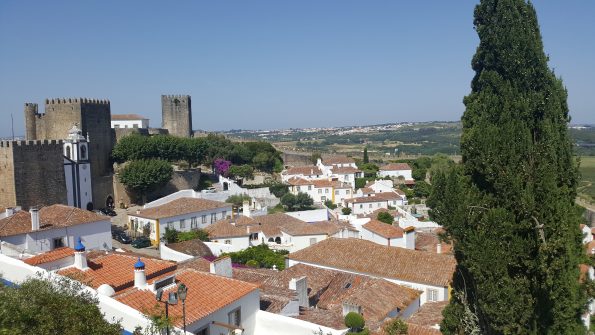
[177,283,188,333]
[155,289,178,335]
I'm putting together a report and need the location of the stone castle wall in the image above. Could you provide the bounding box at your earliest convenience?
[24,98,115,206]
[161,95,192,138]
[0,140,67,210]
[113,169,200,206]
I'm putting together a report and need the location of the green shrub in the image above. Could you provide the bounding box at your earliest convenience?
[324,200,337,209]
[345,312,365,332]
[246,260,260,268]
[377,212,394,224]
[342,207,352,215]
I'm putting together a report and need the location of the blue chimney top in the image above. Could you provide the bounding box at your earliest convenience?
[134,257,145,270]
[74,237,85,252]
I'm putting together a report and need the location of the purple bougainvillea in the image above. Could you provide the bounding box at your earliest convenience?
[213,158,231,176]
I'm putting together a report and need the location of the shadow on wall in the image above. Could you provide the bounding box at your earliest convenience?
[113,169,201,206]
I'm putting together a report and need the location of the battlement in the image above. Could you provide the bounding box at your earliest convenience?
[0,139,64,148]
[162,95,190,99]
[44,98,110,105]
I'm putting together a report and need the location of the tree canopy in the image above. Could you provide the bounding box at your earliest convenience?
[0,276,121,335]
[118,159,173,199]
[280,192,314,212]
[429,1,587,333]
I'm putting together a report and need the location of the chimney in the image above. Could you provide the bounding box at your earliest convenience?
[30,208,40,231]
[404,226,415,250]
[243,200,251,218]
[246,226,251,235]
[134,257,147,289]
[5,207,15,217]
[74,237,88,270]
[289,276,308,308]
[210,256,233,278]
[436,243,442,254]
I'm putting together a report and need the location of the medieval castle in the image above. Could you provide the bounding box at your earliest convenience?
[0,95,193,210]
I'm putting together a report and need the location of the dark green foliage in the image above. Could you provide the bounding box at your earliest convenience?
[377,211,394,224]
[324,200,337,209]
[310,152,322,164]
[223,244,288,270]
[342,207,352,215]
[246,260,260,268]
[226,194,252,207]
[383,318,408,335]
[363,147,369,164]
[413,180,431,198]
[345,312,365,333]
[228,164,255,180]
[177,229,210,242]
[429,1,587,333]
[119,159,173,199]
[163,227,178,244]
[280,192,314,211]
[0,276,121,334]
[355,178,367,189]
[358,163,379,178]
[268,182,289,198]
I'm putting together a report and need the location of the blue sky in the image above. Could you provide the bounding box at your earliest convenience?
[0,1,593,137]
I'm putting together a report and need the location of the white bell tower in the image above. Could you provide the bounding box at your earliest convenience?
[63,124,93,210]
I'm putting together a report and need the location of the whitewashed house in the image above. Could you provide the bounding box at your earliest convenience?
[287,177,353,205]
[0,204,112,256]
[127,197,232,246]
[110,114,149,129]
[316,157,363,189]
[344,192,404,215]
[359,219,415,249]
[281,166,324,183]
[287,238,456,305]
[378,163,413,180]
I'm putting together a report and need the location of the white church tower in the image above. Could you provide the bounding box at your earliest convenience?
[63,124,93,210]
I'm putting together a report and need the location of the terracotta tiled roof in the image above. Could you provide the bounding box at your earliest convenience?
[288,238,456,287]
[415,231,453,254]
[297,307,346,330]
[116,268,258,327]
[179,257,212,272]
[284,166,323,176]
[132,198,231,220]
[263,263,338,300]
[166,239,214,258]
[206,220,250,238]
[407,301,448,328]
[323,156,355,165]
[0,205,108,237]
[58,253,177,292]
[308,220,356,235]
[331,166,361,175]
[362,220,404,239]
[406,324,442,335]
[312,179,336,188]
[380,163,412,171]
[359,187,374,194]
[111,114,148,121]
[287,177,314,186]
[23,247,75,265]
[346,192,402,204]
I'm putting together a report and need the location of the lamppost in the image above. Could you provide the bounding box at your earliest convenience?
[177,283,188,333]
[155,289,178,335]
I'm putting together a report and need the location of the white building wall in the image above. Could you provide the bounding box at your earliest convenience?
[283,233,329,253]
[210,236,250,251]
[285,209,329,222]
[378,169,412,180]
[348,200,389,215]
[253,310,345,335]
[286,259,448,305]
[359,228,389,246]
[204,241,241,256]
[1,220,112,254]
[111,119,148,129]
[159,243,195,262]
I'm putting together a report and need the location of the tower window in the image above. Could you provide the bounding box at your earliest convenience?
[65,146,71,159]
[80,145,87,160]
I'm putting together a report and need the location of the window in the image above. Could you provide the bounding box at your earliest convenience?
[359,204,363,209]
[321,196,326,202]
[211,213,217,223]
[167,222,173,229]
[225,240,232,245]
[309,238,317,245]
[325,188,329,194]
[65,146,71,159]
[53,237,65,249]
[222,211,227,218]
[80,145,87,160]
[308,185,312,191]
[345,175,350,181]
[346,190,350,194]
[191,217,197,229]
[369,204,373,208]
[228,308,241,327]
[427,288,439,302]
[202,215,207,224]
[318,189,322,194]
[180,219,186,229]
[250,233,259,241]
[297,186,301,192]
[195,326,209,335]
[335,190,339,195]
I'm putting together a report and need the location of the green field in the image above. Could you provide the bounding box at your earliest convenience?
[578,156,595,205]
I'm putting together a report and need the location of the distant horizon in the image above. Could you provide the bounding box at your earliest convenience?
[1,1,594,137]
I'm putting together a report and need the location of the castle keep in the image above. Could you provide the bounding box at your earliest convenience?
[161,95,192,137]
[24,98,114,207]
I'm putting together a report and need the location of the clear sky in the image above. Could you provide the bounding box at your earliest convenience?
[0,1,593,137]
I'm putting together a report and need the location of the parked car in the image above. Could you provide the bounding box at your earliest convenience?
[131,236,151,249]
[100,208,117,217]
[112,231,132,244]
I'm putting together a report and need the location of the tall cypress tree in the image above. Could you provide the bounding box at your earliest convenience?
[428,0,587,334]
[363,147,369,164]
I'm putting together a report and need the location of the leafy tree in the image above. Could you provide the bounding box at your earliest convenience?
[342,207,352,215]
[363,147,369,164]
[355,178,367,189]
[429,1,587,333]
[280,192,314,212]
[119,159,173,201]
[267,182,289,198]
[324,200,337,209]
[383,318,408,335]
[223,244,288,270]
[225,194,252,207]
[413,180,431,198]
[163,227,178,244]
[358,163,379,178]
[228,164,254,180]
[345,312,368,335]
[177,229,210,242]
[0,276,121,334]
[310,152,322,164]
[377,211,394,224]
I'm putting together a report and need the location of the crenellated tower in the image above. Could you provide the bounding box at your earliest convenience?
[161,95,192,137]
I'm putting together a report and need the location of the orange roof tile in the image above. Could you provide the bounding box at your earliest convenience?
[380,163,412,171]
[362,220,404,239]
[407,301,448,328]
[323,156,355,165]
[58,253,177,292]
[116,269,258,327]
[0,205,108,237]
[331,166,361,174]
[288,238,456,287]
[132,198,231,220]
[284,166,323,176]
[287,177,314,186]
[24,247,75,265]
[206,220,250,238]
